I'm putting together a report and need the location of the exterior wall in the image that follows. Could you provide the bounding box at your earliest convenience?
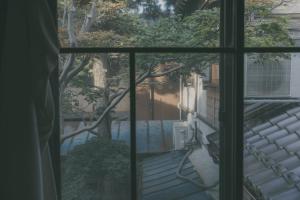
[291,53,300,97]
[206,86,220,128]
[272,1,300,98]
[195,69,220,129]
[245,53,300,98]
[272,0,300,45]
[182,86,196,112]
[91,58,107,88]
[245,57,292,97]
[211,63,219,86]
[179,70,220,129]
[196,76,207,118]
[136,78,180,120]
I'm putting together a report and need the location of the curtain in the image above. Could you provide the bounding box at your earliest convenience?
[0,0,59,200]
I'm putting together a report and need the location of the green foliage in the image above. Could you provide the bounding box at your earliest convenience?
[61,54,129,116]
[61,89,80,113]
[60,0,295,118]
[245,0,294,47]
[247,52,291,65]
[62,138,130,200]
[134,8,220,78]
[134,8,219,47]
[136,53,219,80]
[77,31,134,47]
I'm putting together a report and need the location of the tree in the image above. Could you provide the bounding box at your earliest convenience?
[245,0,294,47]
[61,138,130,200]
[58,0,294,142]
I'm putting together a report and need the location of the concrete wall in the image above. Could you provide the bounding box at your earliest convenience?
[291,53,300,97]
[196,76,208,118]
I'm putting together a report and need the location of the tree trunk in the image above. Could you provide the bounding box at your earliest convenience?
[97,54,112,139]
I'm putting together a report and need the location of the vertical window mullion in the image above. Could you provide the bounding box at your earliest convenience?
[220,0,239,200]
[130,52,137,200]
[235,0,245,199]
[234,52,244,200]
[220,53,235,200]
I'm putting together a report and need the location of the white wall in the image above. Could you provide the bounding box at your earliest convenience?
[182,86,195,112]
[291,53,300,97]
[196,75,207,118]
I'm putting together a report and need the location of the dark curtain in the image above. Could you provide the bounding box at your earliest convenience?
[0,0,59,200]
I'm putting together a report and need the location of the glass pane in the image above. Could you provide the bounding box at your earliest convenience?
[58,0,220,48]
[245,0,300,47]
[135,53,220,199]
[243,53,300,199]
[59,53,131,200]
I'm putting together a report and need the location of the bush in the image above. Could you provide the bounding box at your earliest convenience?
[62,137,130,200]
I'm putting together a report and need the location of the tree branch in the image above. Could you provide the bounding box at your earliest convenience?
[61,64,184,143]
[59,54,75,84]
[80,1,97,32]
[62,0,68,27]
[60,1,97,138]
[60,2,97,86]
[272,0,293,10]
[61,89,126,143]
[67,2,77,47]
[62,55,91,87]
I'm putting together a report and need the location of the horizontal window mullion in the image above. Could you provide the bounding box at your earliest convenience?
[59,47,300,54]
[244,47,300,53]
[59,47,235,54]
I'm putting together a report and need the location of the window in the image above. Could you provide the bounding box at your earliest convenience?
[53,1,300,200]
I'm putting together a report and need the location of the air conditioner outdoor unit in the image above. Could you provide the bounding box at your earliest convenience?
[244,53,300,98]
[173,121,188,150]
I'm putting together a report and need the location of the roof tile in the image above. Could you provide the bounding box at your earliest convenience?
[275,134,299,148]
[243,106,300,200]
[287,107,300,115]
[277,116,298,128]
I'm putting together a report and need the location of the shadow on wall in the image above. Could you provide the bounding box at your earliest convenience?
[136,86,180,120]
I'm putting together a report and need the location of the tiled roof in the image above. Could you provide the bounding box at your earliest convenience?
[140,151,213,200]
[206,103,300,199]
[244,105,300,200]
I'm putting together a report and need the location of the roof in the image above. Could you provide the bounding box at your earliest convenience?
[140,150,214,200]
[244,105,300,200]
[206,103,300,199]
[112,120,178,154]
[61,120,178,155]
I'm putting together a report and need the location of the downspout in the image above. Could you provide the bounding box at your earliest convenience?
[179,74,183,120]
[194,74,198,113]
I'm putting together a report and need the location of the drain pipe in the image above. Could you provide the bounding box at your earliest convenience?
[179,74,183,120]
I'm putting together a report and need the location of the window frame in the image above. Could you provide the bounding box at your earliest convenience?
[49,0,300,200]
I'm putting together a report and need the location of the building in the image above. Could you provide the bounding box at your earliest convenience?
[245,0,300,99]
